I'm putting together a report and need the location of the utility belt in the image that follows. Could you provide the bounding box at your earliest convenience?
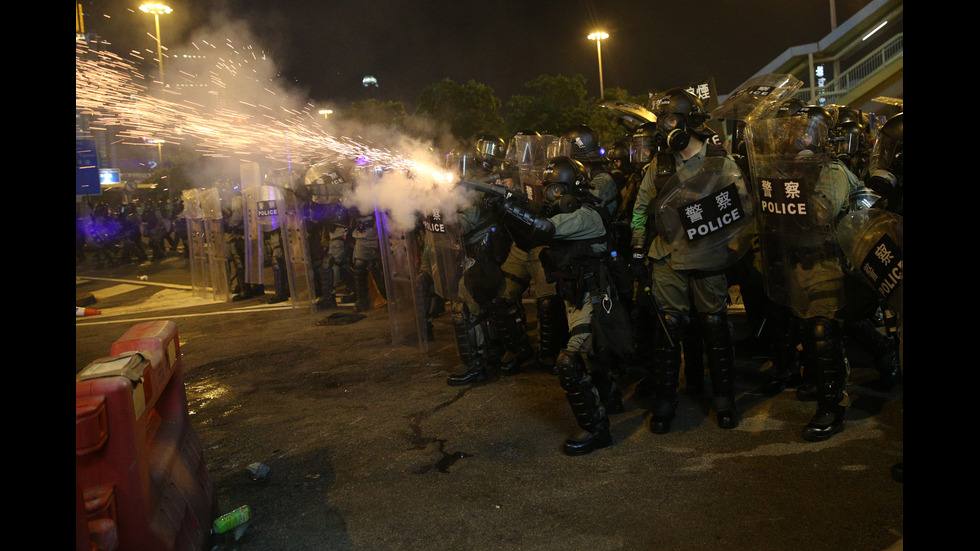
[540,247,602,303]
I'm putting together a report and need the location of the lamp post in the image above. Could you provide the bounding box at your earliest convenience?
[587,31,609,99]
[140,3,172,85]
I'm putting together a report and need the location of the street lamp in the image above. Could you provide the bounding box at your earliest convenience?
[140,3,172,85]
[587,31,609,99]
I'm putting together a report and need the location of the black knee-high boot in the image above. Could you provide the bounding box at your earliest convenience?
[556,350,612,456]
[701,312,738,429]
[801,317,847,442]
[650,314,684,434]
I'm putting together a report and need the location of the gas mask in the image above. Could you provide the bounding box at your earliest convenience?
[656,113,692,152]
[541,182,580,216]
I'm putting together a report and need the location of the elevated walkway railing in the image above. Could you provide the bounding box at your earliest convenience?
[795,32,903,105]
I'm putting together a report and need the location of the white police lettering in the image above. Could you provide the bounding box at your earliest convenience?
[759,179,807,215]
[258,200,278,217]
[874,242,894,265]
[423,219,446,233]
[686,208,742,240]
[684,204,704,223]
[877,259,903,297]
[761,201,807,215]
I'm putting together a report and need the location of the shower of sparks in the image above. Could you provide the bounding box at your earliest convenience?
[75,38,455,187]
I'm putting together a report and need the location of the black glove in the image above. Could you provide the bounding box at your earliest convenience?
[482,193,504,215]
[631,247,648,281]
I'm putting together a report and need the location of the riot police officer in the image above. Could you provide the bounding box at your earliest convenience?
[865,113,903,216]
[745,104,864,441]
[630,88,750,434]
[444,146,514,385]
[559,125,620,217]
[491,131,568,374]
[494,156,628,456]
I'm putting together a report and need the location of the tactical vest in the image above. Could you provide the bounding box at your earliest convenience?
[652,143,728,193]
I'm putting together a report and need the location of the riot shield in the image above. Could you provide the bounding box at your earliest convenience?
[599,100,657,132]
[503,133,557,206]
[278,184,317,312]
[422,207,464,301]
[241,184,282,286]
[745,117,850,318]
[376,206,429,353]
[199,187,231,302]
[652,155,755,271]
[710,73,803,122]
[182,189,209,299]
[837,208,903,324]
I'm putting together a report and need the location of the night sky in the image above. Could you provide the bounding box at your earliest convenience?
[79,0,874,109]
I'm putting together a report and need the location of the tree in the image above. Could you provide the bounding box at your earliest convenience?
[415,78,505,144]
[504,74,593,136]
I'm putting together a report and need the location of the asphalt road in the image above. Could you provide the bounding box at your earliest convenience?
[76,252,903,551]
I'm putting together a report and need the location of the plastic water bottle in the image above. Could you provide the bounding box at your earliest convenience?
[212,505,251,534]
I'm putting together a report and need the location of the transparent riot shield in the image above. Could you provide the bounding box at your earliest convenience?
[745,117,849,318]
[199,187,231,302]
[652,155,755,271]
[599,100,657,132]
[376,206,429,354]
[710,73,803,123]
[279,185,317,312]
[241,184,282,286]
[509,133,557,204]
[182,189,210,299]
[838,208,903,325]
[423,209,464,300]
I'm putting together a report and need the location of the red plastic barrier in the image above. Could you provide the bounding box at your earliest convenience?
[76,320,216,551]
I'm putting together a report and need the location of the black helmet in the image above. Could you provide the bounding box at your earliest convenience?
[798,105,836,129]
[630,121,660,164]
[560,124,606,163]
[868,113,903,193]
[650,88,714,151]
[605,140,630,163]
[541,156,591,214]
[474,135,506,166]
[835,105,864,127]
[833,120,870,174]
[772,97,807,119]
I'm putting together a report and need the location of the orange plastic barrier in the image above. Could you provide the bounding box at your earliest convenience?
[76,321,215,551]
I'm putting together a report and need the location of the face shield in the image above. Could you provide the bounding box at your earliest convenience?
[833,126,864,158]
[548,138,572,160]
[630,134,658,164]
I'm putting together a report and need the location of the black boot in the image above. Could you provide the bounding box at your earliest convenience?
[446,301,488,386]
[650,314,683,434]
[589,350,624,414]
[354,262,371,312]
[489,298,534,375]
[682,315,704,395]
[801,318,848,442]
[268,256,290,304]
[535,295,569,372]
[762,305,803,395]
[702,312,738,429]
[556,350,612,456]
[844,318,901,388]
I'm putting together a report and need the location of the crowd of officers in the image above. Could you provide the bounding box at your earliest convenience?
[418,88,903,457]
[76,88,903,461]
[76,197,190,269]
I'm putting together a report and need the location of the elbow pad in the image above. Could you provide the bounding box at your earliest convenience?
[500,201,555,248]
